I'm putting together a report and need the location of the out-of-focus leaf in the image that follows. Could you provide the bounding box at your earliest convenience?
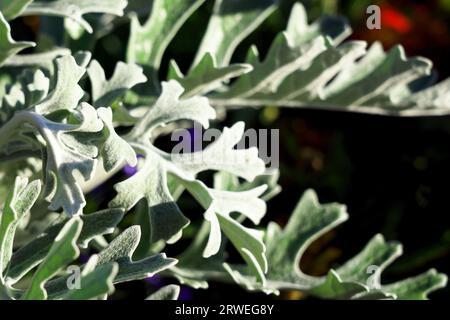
[127,0,206,70]
[21,0,127,33]
[193,0,277,67]
[0,0,33,20]
[62,255,118,300]
[0,12,35,67]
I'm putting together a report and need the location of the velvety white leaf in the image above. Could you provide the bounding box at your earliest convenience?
[128,80,216,141]
[34,54,90,115]
[172,122,265,182]
[88,60,147,108]
[97,107,137,172]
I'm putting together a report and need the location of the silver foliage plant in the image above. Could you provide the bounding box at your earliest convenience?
[0,0,447,300]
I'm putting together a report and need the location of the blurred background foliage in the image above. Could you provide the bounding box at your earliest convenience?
[8,0,450,300]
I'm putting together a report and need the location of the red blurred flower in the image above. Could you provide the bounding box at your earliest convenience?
[380,4,412,34]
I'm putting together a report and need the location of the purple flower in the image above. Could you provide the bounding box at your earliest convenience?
[78,253,91,264]
[178,286,193,301]
[145,274,164,287]
[123,154,144,177]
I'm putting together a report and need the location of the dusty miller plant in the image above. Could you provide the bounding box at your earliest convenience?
[0,0,447,300]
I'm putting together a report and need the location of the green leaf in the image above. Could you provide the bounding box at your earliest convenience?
[398,77,450,113]
[238,190,447,299]
[336,234,403,285]
[168,171,268,284]
[127,0,206,70]
[168,53,252,98]
[64,16,85,40]
[213,35,328,102]
[22,69,50,106]
[249,40,366,106]
[0,177,41,280]
[62,255,118,300]
[201,3,449,115]
[174,189,447,299]
[173,170,280,277]
[0,0,33,20]
[218,213,267,285]
[21,0,127,33]
[87,60,147,108]
[381,269,448,300]
[110,150,190,244]
[146,284,180,300]
[262,189,348,291]
[0,11,35,67]
[22,217,83,300]
[323,44,432,108]
[193,0,277,67]
[44,225,174,299]
[96,226,178,283]
[309,270,369,299]
[7,208,124,283]
[209,3,352,105]
[123,2,450,114]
